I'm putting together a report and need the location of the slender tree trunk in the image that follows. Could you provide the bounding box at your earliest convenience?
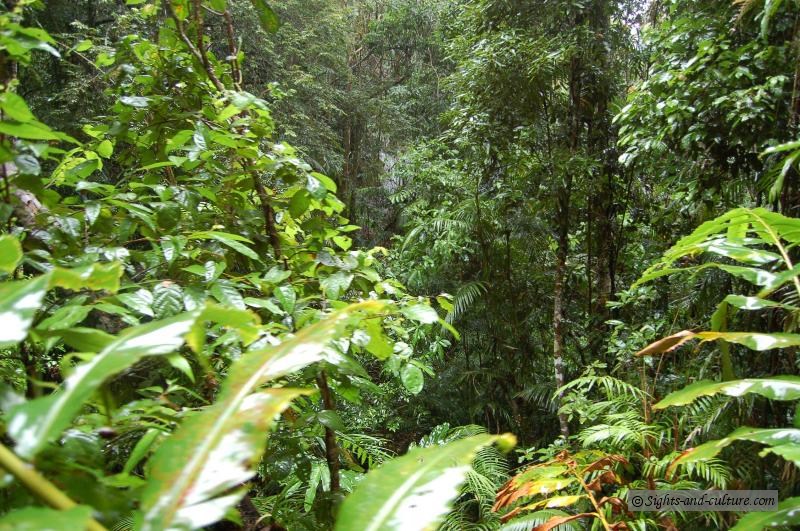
[316,371,341,494]
[587,0,615,359]
[553,196,571,438]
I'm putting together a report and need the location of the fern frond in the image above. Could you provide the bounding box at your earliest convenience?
[499,509,580,531]
[447,281,489,323]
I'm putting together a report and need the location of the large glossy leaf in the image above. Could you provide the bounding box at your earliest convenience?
[731,496,800,530]
[141,389,306,530]
[0,264,122,349]
[249,0,279,33]
[673,427,800,468]
[636,330,800,356]
[634,263,779,288]
[0,234,22,274]
[655,377,800,409]
[635,208,800,288]
[0,506,93,531]
[335,433,514,531]
[723,294,797,311]
[140,301,386,531]
[8,310,203,458]
[0,276,49,348]
[189,230,260,260]
[49,262,122,292]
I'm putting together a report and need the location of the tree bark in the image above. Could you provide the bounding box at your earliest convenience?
[316,371,341,493]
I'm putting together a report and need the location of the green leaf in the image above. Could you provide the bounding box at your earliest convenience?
[210,281,245,310]
[401,303,438,324]
[723,294,795,311]
[262,266,292,285]
[732,496,800,531]
[123,428,160,475]
[189,231,260,261]
[167,353,195,382]
[274,284,296,313]
[249,0,280,33]
[696,331,800,351]
[8,310,203,458]
[37,327,115,352]
[400,364,424,394]
[0,92,34,122]
[0,121,60,141]
[320,272,353,300]
[49,263,122,292]
[117,288,154,317]
[14,154,40,176]
[153,282,184,319]
[674,427,800,468]
[0,234,22,274]
[140,301,386,531]
[119,95,150,108]
[289,189,310,217]
[306,174,327,199]
[335,434,513,531]
[655,377,800,410]
[96,139,113,158]
[0,276,49,348]
[363,319,393,360]
[0,506,93,531]
[312,172,337,192]
[318,409,345,431]
[74,39,93,52]
[244,297,284,315]
[333,235,352,251]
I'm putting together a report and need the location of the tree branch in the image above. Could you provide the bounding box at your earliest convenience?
[0,443,108,531]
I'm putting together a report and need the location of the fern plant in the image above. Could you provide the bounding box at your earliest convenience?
[631,207,800,529]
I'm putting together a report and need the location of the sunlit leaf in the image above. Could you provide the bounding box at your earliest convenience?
[400,364,424,394]
[249,0,280,33]
[401,303,438,324]
[0,235,22,274]
[731,496,800,530]
[335,434,513,531]
[8,310,203,458]
[672,427,800,469]
[655,377,800,409]
[140,301,386,530]
[0,276,49,348]
[0,506,93,531]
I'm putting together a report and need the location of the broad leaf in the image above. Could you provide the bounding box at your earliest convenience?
[0,506,93,531]
[400,364,424,394]
[673,427,800,468]
[401,303,438,324]
[249,0,279,33]
[723,294,796,311]
[655,377,800,409]
[320,271,353,300]
[636,330,800,356]
[0,235,22,274]
[140,301,386,530]
[335,434,514,531]
[731,496,800,530]
[0,276,48,348]
[8,310,203,458]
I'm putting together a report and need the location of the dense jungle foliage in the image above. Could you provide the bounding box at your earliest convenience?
[3,0,800,529]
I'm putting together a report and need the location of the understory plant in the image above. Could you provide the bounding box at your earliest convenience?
[0,1,512,530]
[493,207,800,530]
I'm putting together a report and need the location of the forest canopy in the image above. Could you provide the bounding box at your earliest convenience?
[1,0,800,530]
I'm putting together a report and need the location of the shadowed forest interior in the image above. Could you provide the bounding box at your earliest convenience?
[2,0,800,529]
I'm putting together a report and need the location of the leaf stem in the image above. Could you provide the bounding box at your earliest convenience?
[750,209,800,300]
[0,443,107,531]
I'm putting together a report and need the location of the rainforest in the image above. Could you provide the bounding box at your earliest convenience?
[1,0,800,529]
